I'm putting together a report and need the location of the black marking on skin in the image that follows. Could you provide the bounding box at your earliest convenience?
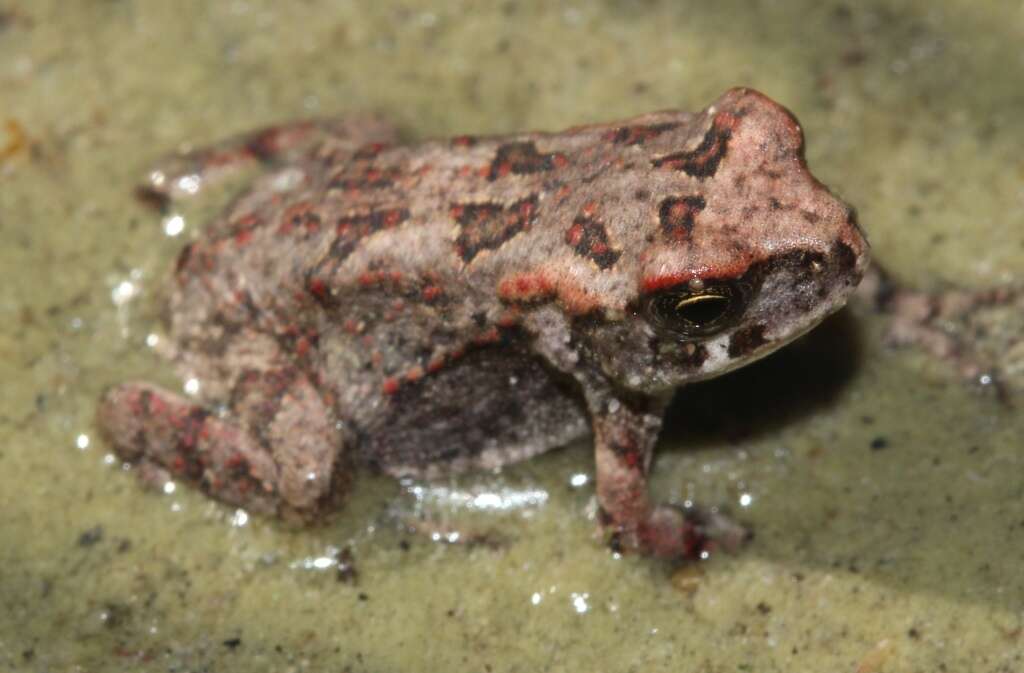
[566,214,621,270]
[651,113,736,178]
[452,195,539,262]
[728,324,768,358]
[487,142,564,180]
[306,208,410,304]
[327,208,411,262]
[658,196,706,241]
[606,122,681,146]
[330,165,402,191]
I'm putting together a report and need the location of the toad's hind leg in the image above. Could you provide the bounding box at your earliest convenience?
[138,116,398,205]
[97,369,350,524]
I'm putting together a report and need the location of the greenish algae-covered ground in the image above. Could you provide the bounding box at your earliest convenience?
[2,1,1022,671]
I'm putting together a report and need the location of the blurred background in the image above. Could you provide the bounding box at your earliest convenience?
[2,2,1022,671]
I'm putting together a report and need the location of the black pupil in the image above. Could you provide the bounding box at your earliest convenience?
[675,294,731,326]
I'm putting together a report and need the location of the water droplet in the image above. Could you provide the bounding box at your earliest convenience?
[111,280,137,306]
[569,473,589,488]
[175,174,201,195]
[571,592,589,614]
[163,214,185,237]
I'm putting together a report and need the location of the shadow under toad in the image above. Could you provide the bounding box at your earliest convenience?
[662,308,864,443]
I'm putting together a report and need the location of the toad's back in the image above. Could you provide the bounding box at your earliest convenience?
[171,103,715,328]
[174,88,855,356]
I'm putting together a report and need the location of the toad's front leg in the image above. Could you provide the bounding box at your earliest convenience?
[587,390,748,559]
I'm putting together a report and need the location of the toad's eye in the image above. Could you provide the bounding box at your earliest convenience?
[643,279,749,338]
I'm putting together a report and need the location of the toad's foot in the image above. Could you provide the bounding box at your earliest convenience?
[620,505,750,560]
[97,381,349,524]
[857,265,1024,401]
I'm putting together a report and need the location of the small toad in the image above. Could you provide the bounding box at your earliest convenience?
[98,88,869,558]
